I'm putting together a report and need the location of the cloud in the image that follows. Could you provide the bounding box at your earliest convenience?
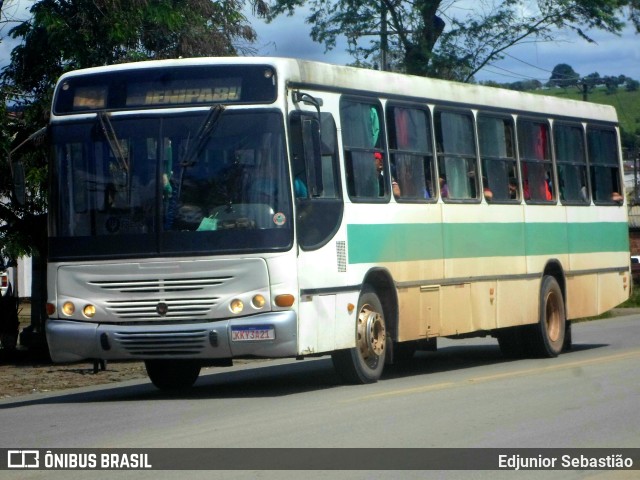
[250,6,640,82]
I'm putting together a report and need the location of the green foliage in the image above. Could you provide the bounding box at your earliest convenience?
[267,0,640,81]
[627,78,640,92]
[0,0,269,262]
[548,63,580,88]
[619,286,640,307]
[532,84,640,152]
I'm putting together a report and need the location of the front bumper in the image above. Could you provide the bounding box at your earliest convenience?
[46,311,297,363]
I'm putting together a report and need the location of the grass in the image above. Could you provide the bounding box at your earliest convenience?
[619,285,640,308]
[531,86,640,142]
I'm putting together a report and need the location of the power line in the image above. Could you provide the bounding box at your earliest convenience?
[502,52,555,75]
[482,62,548,82]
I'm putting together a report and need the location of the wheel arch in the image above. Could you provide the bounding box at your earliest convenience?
[542,259,566,304]
[361,267,399,342]
[542,259,572,351]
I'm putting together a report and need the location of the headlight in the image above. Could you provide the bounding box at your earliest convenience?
[229,299,244,314]
[62,302,75,316]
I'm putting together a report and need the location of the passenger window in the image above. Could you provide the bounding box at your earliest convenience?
[518,119,555,203]
[434,109,478,201]
[386,106,435,201]
[555,123,589,205]
[477,115,519,203]
[341,99,387,201]
[588,126,623,204]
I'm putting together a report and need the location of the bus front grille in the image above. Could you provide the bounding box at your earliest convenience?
[113,330,208,356]
[105,297,218,320]
[89,276,231,293]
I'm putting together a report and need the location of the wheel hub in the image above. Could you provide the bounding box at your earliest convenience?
[357,305,386,359]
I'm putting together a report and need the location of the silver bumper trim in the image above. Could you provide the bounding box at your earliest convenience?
[46,311,298,363]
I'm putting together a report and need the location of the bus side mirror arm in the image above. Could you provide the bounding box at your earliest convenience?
[9,158,26,206]
[7,126,48,206]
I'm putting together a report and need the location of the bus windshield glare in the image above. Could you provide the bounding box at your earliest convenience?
[49,109,292,260]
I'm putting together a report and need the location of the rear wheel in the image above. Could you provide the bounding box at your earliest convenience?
[528,275,566,358]
[496,326,528,358]
[145,359,201,391]
[332,287,387,384]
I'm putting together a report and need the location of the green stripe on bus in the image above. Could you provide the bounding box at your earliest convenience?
[347,222,629,264]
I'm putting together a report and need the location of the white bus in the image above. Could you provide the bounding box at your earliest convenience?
[41,57,630,390]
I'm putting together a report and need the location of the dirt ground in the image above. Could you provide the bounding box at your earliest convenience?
[0,302,148,399]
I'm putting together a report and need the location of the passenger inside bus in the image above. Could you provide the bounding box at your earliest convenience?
[439,176,448,198]
[374,152,400,197]
[482,177,493,201]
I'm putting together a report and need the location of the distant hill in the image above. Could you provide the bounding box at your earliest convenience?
[530,86,640,152]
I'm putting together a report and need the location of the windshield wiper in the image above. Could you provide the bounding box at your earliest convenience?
[97,111,129,172]
[176,105,226,198]
[180,104,226,168]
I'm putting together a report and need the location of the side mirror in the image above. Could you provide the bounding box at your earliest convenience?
[8,126,48,206]
[11,160,26,206]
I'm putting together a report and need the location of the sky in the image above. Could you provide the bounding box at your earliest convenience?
[248,7,640,84]
[1,1,639,84]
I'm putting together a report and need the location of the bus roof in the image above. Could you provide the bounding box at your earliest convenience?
[56,57,618,124]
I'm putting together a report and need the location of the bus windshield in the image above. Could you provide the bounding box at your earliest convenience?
[49,109,292,260]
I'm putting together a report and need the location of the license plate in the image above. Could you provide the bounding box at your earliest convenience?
[231,326,275,342]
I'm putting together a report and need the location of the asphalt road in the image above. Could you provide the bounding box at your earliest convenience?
[1,315,639,480]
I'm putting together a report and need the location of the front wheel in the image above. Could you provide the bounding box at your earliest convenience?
[145,359,201,391]
[332,287,387,384]
[528,275,566,358]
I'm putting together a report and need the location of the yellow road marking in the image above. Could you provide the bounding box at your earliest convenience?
[344,349,640,403]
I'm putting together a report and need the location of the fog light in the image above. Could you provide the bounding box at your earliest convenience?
[252,294,266,309]
[275,294,295,307]
[83,304,96,318]
[230,299,244,314]
[62,302,75,316]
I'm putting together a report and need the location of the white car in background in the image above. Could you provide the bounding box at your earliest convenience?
[0,270,9,297]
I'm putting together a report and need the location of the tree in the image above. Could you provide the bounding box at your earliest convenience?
[548,63,580,88]
[602,75,622,94]
[0,0,268,347]
[626,78,640,92]
[267,0,640,81]
[582,72,602,89]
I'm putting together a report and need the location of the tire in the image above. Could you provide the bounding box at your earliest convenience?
[528,275,566,358]
[562,320,572,352]
[392,341,417,363]
[496,326,528,358]
[332,286,387,384]
[145,359,201,391]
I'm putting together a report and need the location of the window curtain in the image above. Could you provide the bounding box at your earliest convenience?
[478,117,509,200]
[441,112,474,199]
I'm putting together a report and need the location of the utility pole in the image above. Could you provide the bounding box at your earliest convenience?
[380,2,388,71]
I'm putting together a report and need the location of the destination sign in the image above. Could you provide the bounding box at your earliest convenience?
[55,64,276,114]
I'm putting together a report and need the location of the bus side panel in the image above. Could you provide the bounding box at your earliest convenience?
[598,271,630,314]
[396,285,440,340]
[438,283,472,336]
[566,274,598,319]
[297,294,336,356]
[566,269,628,320]
[470,281,497,332]
[496,279,538,328]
